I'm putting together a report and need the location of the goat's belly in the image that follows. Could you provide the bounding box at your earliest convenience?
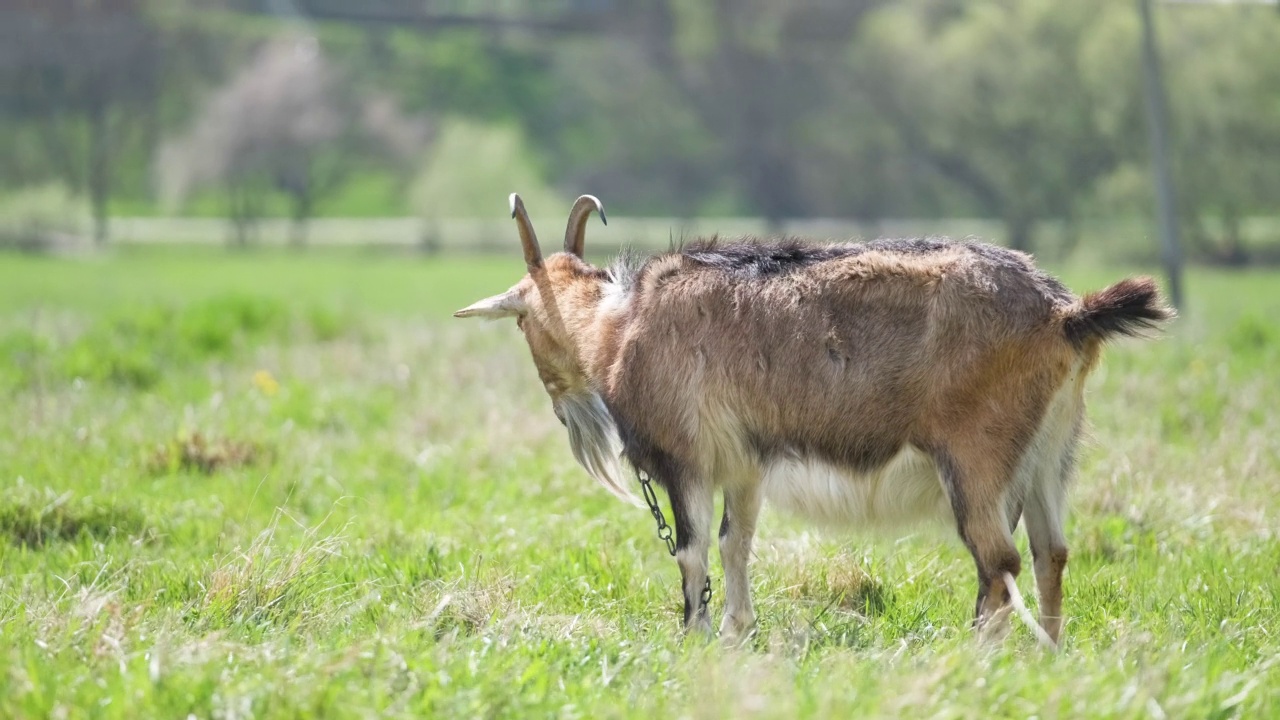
[761,446,952,528]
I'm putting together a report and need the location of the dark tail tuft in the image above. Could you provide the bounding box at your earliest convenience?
[1063,277,1175,347]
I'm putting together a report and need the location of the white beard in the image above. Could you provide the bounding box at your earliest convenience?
[556,391,641,507]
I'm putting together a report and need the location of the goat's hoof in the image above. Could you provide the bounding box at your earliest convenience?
[975,606,1014,645]
[718,614,757,647]
[683,614,715,641]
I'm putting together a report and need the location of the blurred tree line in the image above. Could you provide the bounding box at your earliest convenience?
[1,0,1278,262]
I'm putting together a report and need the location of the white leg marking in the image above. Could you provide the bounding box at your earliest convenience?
[718,482,762,644]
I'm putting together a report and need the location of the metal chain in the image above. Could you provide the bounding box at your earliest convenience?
[638,469,677,557]
[636,469,712,609]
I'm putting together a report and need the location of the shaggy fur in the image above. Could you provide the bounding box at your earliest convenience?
[455,196,1174,645]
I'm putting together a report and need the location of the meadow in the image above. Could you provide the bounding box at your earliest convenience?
[1,246,1278,718]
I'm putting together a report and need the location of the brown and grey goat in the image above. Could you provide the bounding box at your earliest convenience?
[454,194,1172,645]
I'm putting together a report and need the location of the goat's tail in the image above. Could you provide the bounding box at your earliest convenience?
[1062,277,1174,347]
[1002,572,1058,651]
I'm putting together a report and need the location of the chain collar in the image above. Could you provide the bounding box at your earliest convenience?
[636,468,711,610]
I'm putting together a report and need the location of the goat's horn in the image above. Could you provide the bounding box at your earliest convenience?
[564,194,606,258]
[509,193,543,270]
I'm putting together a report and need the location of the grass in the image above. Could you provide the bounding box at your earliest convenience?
[0,247,1278,718]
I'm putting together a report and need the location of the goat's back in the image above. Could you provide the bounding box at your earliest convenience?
[606,238,1081,474]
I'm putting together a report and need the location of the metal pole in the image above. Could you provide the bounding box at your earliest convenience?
[1139,0,1185,309]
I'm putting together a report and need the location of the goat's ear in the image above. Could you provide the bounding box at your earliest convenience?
[564,194,606,258]
[453,289,526,319]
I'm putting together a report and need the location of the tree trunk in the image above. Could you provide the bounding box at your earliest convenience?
[1058,211,1082,262]
[1221,205,1248,266]
[88,101,110,245]
[1006,216,1034,253]
[228,185,257,249]
[1181,213,1212,258]
[289,190,311,249]
[419,220,441,255]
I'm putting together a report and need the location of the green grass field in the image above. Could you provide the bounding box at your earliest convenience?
[1,247,1278,718]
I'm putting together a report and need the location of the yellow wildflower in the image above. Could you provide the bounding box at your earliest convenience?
[252,369,280,397]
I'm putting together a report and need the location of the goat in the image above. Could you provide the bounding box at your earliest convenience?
[454,193,1173,645]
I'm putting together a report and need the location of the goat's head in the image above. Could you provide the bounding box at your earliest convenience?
[454,194,636,503]
[453,192,609,399]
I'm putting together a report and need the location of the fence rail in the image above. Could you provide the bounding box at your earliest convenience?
[12,215,1278,265]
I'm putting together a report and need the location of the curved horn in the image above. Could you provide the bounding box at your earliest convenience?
[509,193,543,270]
[563,194,607,258]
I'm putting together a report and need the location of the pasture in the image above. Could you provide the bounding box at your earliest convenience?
[1,247,1278,718]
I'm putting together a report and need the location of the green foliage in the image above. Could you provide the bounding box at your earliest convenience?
[1,249,1278,717]
[853,0,1135,249]
[1162,7,1280,261]
[376,28,551,122]
[4,0,1279,267]
[0,490,149,548]
[0,184,92,251]
[410,119,567,219]
[0,293,357,391]
[322,171,412,218]
[1226,314,1278,355]
[0,328,50,386]
[537,42,728,216]
[55,296,288,388]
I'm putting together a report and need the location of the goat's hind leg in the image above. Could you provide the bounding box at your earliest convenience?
[718,482,761,644]
[937,449,1023,640]
[1023,437,1075,646]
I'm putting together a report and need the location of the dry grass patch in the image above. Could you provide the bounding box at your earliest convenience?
[147,431,266,475]
[187,515,349,629]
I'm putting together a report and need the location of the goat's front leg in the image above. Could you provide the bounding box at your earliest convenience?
[669,479,715,636]
[718,482,761,644]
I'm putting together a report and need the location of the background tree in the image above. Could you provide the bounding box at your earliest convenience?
[1161,5,1280,264]
[851,0,1133,253]
[158,34,429,246]
[0,0,160,244]
[539,0,884,223]
[2,0,1279,267]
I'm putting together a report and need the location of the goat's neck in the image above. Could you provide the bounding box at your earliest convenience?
[558,278,628,392]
